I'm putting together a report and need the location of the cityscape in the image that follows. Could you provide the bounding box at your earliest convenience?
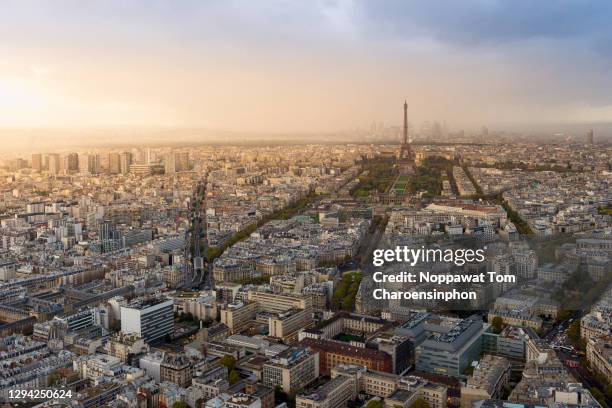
[0,2,611,408]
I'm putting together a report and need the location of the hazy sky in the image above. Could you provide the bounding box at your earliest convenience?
[1,0,612,134]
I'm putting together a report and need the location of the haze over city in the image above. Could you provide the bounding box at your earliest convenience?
[0,2,611,408]
[2,0,612,153]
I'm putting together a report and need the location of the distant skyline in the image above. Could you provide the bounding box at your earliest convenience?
[2,1,612,141]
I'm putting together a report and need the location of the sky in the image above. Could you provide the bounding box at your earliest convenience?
[1,0,612,136]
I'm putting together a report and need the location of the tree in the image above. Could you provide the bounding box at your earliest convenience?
[590,388,605,407]
[365,400,384,408]
[410,397,431,408]
[229,369,240,385]
[172,402,190,408]
[558,309,572,322]
[491,316,504,334]
[568,320,583,348]
[219,355,236,372]
[604,384,612,401]
[48,371,61,386]
[342,296,354,311]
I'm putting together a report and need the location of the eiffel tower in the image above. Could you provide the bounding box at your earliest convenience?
[398,100,416,174]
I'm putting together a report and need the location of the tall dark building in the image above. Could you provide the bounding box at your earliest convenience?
[397,100,416,174]
[586,129,594,145]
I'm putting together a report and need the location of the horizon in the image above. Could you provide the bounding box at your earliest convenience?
[2,0,612,147]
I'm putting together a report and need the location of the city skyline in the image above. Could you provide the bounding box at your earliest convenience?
[1,0,612,146]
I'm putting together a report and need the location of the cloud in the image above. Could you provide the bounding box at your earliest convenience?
[356,1,612,50]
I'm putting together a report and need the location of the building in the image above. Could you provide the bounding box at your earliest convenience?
[332,365,399,398]
[160,353,193,388]
[299,312,387,341]
[487,309,543,331]
[220,301,258,334]
[120,152,133,174]
[48,153,61,175]
[103,332,149,362]
[248,290,312,314]
[165,152,177,174]
[109,152,121,174]
[586,129,594,144]
[269,308,313,340]
[182,294,218,322]
[586,336,612,384]
[296,375,355,408]
[483,326,529,361]
[130,163,154,176]
[31,153,42,172]
[120,297,174,343]
[460,355,511,408]
[415,315,487,378]
[262,347,319,394]
[140,351,165,382]
[66,152,79,172]
[371,333,412,374]
[82,154,101,174]
[225,393,262,408]
[384,378,447,408]
[300,337,393,374]
[54,308,96,332]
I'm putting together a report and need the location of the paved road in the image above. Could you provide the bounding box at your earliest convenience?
[359,222,386,274]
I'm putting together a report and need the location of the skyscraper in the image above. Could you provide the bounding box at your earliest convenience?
[32,153,42,173]
[165,152,177,174]
[81,154,101,175]
[586,129,594,145]
[48,153,61,175]
[109,153,121,174]
[120,152,133,174]
[66,153,79,173]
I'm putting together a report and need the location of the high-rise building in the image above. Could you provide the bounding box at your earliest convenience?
[586,129,594,145]
[32,153,42,173]
[165,152,177,174]
[48,153,61,175]
[65,153,79,173]
[120,297,174,343]
[120,152,133,174]
[81,154,101,174]
[108,153,121,174]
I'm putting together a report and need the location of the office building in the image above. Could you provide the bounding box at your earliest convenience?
[415,315,487,378]
[32,153,42,172]
[121,297,174,343]
[262,347,319,394]
[120,151,133,174]
[220,301,258,334]
[109,152,121,174]
[48,153,61,175]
